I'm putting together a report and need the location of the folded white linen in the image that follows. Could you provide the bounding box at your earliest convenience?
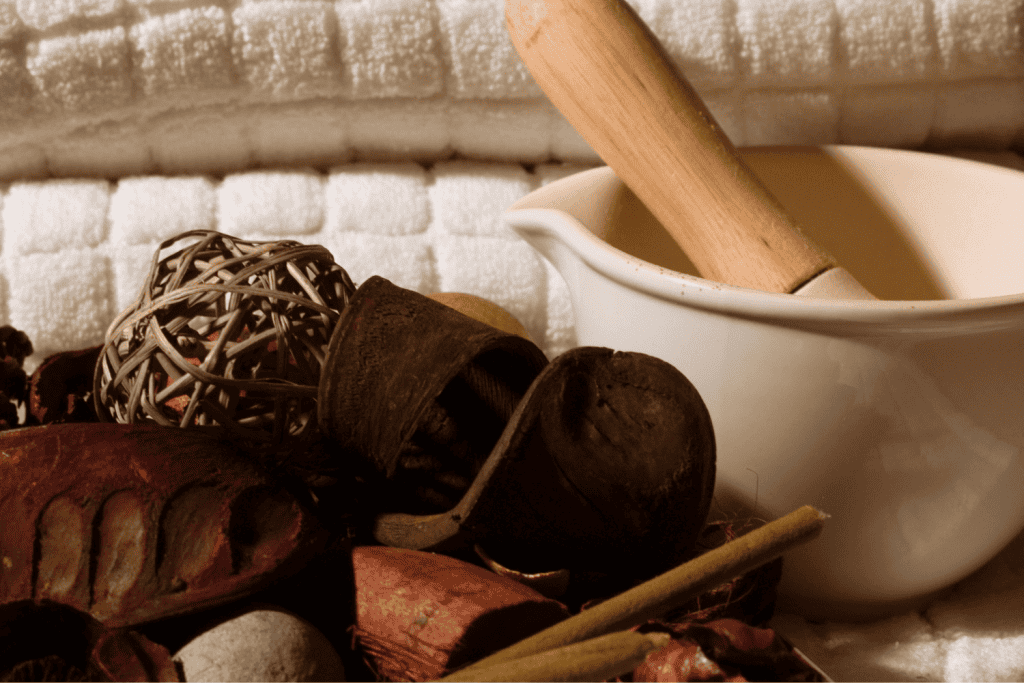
[0,0,1022,181]
[0,159,587,364]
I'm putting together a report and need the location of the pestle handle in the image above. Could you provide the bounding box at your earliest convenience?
[506,0,839,294]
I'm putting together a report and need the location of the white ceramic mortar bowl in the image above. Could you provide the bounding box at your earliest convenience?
[504,145,1024,620]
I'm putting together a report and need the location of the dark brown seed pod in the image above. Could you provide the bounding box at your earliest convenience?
[29,346,102,425]
[319,277,716,593]
[0,423,329,629]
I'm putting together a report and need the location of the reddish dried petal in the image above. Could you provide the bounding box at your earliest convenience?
[633,639,733,682]
[706,618,777,652]
[632,618,827,682]
[91,630,180,682]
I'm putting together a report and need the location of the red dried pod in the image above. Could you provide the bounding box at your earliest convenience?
[351,546,571,681]
[0,423,329,629]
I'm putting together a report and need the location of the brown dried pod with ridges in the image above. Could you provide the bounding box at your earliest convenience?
[0,423,329,630]
[351,546,570,682]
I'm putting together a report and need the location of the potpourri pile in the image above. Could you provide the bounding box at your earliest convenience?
[0,231,828,682]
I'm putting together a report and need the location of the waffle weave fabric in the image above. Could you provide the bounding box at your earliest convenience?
[0,0,1022,180]
[0,159,591,365]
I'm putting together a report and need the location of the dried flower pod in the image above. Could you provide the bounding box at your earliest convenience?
[29,346,102,425]
[0,423,329,629]
[351,546,570,682]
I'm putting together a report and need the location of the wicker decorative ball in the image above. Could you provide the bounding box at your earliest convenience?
[94,230,356,458]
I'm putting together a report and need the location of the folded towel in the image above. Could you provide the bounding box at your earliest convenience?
[0,0,1022,180]
[0,159,587,365]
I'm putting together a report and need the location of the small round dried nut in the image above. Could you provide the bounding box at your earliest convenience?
[427,292,533,342]
[173,608,345,682]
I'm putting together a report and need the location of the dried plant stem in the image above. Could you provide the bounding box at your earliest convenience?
[461,505,827,673]
[438,630,670,682]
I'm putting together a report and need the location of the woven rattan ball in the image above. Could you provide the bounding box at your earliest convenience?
[94,230,356,458]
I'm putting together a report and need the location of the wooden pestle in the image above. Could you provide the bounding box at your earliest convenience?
[506,0,875,298]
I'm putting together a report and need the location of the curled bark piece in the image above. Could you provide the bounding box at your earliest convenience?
[318,276,549,516]
[351,545,570,682]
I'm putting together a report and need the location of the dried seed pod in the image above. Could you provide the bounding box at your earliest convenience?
[426,292,533,342]
[319,277,548,516]
[352,546,570,682]
[28,346,102,425]
[0,423,328,629]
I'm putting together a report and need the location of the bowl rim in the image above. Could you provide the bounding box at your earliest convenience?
[505,145,1024,335]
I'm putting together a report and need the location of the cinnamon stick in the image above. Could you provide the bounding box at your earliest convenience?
[460,504,827,672]
[438,630,670,682]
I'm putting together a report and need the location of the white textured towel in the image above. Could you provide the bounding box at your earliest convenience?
[0,159,590,362]
[0,0,1022,178]
[1,1,1024,681]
